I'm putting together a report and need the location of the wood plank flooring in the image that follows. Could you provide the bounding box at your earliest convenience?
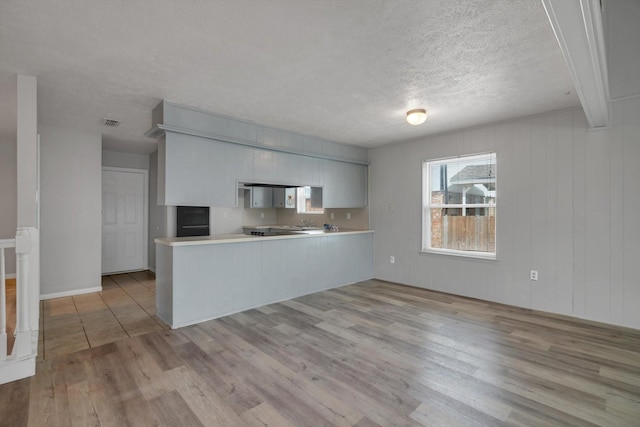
[3,278,16,355]
[2,279,640,426]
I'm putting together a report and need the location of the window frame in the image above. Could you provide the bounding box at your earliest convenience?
[421,152,497,260]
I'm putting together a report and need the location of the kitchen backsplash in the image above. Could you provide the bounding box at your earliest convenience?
[207,190,369,236]
[242,207,278,227]
[239,189,277,228]
[276,207,368,230]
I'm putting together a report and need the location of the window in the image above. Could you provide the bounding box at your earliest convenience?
[296,186,324,214]
[422,153,496,259]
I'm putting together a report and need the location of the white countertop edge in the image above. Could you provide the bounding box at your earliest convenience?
[155,229,374,247]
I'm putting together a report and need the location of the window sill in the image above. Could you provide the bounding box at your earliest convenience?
[420,248,497,261]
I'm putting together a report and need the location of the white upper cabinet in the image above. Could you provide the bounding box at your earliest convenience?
[160,133,236,206]
[159,136,368,208]
[322,161,368,208]
[273,187,286,208]
[153,102,368,208]
[244,187,273,208]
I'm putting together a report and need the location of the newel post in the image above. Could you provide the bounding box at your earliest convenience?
[14,227,32,357]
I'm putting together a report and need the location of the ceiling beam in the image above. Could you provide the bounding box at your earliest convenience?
[542,0,610,129]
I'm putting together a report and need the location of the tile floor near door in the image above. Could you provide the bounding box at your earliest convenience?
[41,271,168,359]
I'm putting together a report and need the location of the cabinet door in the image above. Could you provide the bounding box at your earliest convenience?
[246,187,273,208]
[253,150,275,183]
[343,163,367,207]
[323,161,367,208]
[161,133,236,206]
[163,134,212,205]
[273,188,286,208]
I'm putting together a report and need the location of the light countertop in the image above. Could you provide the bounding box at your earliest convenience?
[155,229,374,247]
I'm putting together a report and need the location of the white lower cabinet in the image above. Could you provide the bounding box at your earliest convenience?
[155,232,374,328]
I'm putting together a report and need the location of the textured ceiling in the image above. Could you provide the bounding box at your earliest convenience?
[0,0,578,153]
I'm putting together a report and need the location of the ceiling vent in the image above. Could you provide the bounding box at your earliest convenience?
[103,118,120,128]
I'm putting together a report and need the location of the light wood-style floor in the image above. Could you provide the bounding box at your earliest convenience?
[2,278,640,426]
[3,278,16,355]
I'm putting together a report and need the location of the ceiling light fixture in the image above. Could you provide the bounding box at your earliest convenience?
[406,109,427,125]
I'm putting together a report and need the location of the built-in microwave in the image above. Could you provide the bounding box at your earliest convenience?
[176,206,210,237]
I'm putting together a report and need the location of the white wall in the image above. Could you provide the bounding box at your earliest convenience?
[16,75,38,229]
[40,124,102,297]
[148,150,166,272]
[606,0,640,100]
[0,136,16,275]
[369,98,640,330]
[102,149,149,170]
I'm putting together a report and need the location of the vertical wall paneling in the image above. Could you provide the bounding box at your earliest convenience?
[622,98,640,327]
[608,101,625,325]
[511,119,533,307]
[544,113,559,312]
[584,128,610,322]
[530,115,547,310]
[370,99,640,330]
[494,123,513,305]
[572,111,587,318]
[554,110,574,315]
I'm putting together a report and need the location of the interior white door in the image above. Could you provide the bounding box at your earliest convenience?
[102,169,145,274]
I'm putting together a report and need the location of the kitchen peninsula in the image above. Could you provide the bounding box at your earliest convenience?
[155,229,374,328]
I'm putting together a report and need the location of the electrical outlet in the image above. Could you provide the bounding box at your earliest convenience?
[390,256,395,264]
[346,212,351,220]
[330,212,334,219]
[530,270,538,281]
[260,212,264,219]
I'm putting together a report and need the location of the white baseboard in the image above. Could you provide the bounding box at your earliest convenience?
[0,355,36,384]
[2,273,16,279]
[40,286,102,300]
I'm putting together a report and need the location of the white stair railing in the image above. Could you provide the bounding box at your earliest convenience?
[0,227,39,384]
[14,228,33,358]
[0,237,15,359]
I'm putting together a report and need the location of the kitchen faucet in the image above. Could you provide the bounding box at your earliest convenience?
[301,219,315,227]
